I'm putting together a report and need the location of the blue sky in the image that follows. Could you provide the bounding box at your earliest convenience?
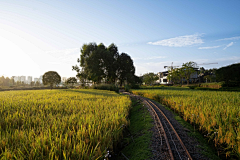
[0,0,239,78]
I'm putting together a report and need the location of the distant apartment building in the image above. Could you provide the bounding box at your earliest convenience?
[34,78,39,83]
[12,76,18,82]
[17,76,21,82]
[39,75,43,84]
[27,76,32,84]
[20,76,26,83]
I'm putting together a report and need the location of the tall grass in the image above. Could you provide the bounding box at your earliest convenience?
[132,88,240,157]
[0,89,131,159]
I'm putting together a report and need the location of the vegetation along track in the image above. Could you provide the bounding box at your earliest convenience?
[124,92,192,160]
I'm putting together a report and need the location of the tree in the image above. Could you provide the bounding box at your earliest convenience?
[134,75,142,85]
[73,42,105,84]
[43,71,61,89]
[106,43,119,83]
[216,63,240,87]
[30,81,35,87]
[10,77,15,86]
[117,53,135,86]
[142,73,159,85]
[178,68,185,85]
[73,42,136,86]
[66,77,77,87]
[182,61,196,85]
[167,68,181,85]
[35,81,40,86]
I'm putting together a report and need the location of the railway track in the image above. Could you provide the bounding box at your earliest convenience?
[126,92,192,160]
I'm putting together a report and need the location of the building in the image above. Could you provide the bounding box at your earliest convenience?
[34,78,39,83]
[39,75,43,84]
[158,71,169,84]
[158,68,199,84]
[20,76,26,83]
[12,76,19,82]
[27,76,32,84]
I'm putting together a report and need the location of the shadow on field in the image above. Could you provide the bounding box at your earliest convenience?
[61,89,120,97]
[138,86,190,91]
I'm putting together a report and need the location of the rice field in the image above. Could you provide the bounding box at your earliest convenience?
[0,89,131,160]
[132,88,240,157]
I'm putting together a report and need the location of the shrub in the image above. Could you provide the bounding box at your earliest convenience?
[130,84,140,89]
[93,84,119,93]
[124,85,130,92]
[188,86,198,89]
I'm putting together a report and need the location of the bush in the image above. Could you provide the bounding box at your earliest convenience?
[195,87,218,91]
[221,81,240,87]
[130,84,140,89]
[188,85,198,89]
[124,85,130,92]
[93,84,119,93]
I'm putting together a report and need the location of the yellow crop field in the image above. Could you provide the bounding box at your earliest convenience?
[0,89,131,160]
[132,88,240,157]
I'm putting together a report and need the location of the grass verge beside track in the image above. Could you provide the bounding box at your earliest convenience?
[115,99,153,160]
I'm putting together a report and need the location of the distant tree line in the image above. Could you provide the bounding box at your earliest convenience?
[73,42,140,86]
[0,76,13,87]
[199,67,217,83]
[0,76,42,87]
[216,63,240,87]
[168,62,240,86]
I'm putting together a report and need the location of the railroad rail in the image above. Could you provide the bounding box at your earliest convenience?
[126,92,192,160]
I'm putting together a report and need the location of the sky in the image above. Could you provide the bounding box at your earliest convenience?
[0,0,240,78]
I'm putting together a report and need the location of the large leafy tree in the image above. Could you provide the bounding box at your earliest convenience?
[216,63,240,86]
[182,61,196,85]
[43,71,61,89]
[117,53,135,86]
[167,69,181,85]
[66,77,77,87]
[73,43,107,84]
[73,42,135,85]
[142,72,158,85]
[106,43,119,83]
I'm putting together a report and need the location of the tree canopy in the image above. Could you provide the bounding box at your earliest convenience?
[73,42,136,85]
[66,77,77,87]
[216,63,240,86]
[142,73,158,85]
[182,61,197,85]
[167,61,197,85]
[43,71,61,89]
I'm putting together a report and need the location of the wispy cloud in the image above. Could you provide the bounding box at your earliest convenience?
[133,56,166,60]
[223,42,234,50]
[148,33,204,47]
[198,46,220,49]
[217,36,240,41]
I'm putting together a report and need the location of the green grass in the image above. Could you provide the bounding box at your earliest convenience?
[116,99,153,160]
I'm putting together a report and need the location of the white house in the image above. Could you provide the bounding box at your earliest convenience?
[157,71,169,84]
[157,68,199,84]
